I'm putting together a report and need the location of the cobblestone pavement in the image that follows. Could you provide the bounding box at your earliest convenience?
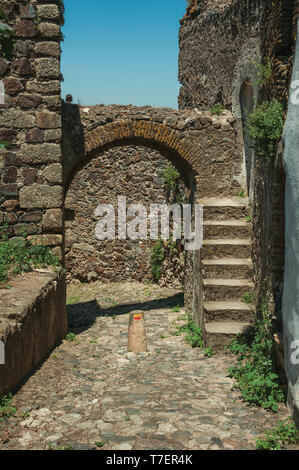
[0,281,291,450]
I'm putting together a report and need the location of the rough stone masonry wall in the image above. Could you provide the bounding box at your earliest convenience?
[0,270,67,397]
[179,0,282,110]
[65,145,186,288]
[0,0,64,259]
[179,0,296,318]
[62,104,238,295]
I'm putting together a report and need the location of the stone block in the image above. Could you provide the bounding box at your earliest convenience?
[19,94,42,108]
[0,109,35,128]
[15,20,37,38]
[20,143,61,163]
[42,208,63,232]
[37,5,60,20]
[35,58,60,79]
[27,234,62,246]
[34,41,60,57]
[38,22,60,39]
[26,80,60,94]
[3,77,23,95]
[26,128,44,143]
[20,184,62,209]
[43,163,62,183]
[36,111,61,129]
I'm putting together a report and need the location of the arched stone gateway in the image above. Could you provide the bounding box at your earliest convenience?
[61,104,219,194]
[61,104,240,333]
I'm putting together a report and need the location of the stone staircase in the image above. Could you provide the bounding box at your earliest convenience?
[198,197,254,348]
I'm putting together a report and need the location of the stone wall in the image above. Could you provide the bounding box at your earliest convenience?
[179,0,297,317]
[179,0,293,111]
[0,270,67,397]
[65,145,186,288]
[0,0,64,258]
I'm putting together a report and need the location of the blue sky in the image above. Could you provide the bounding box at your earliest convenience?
[61,0,187,109]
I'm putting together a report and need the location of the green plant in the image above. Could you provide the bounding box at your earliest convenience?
[150,238,164,281]
[210,104,224,115]
[67,294,81,305]
[256,418,299,450]
[237,188,245,198]
[246,215,252,223]
[0,140,13,149]
[227,300,284,412]
[172,304,181,313]
[178,316,204,348]
[0,237,61,284]
[163,164,180,192]
[66,332,76,342]
[0,23,15,59]
[0,394,16,417]
[242,291,253,304]
[204,347,215,358]
[95,441,105,448]
[245,99,284,160]
[251,58,272,87]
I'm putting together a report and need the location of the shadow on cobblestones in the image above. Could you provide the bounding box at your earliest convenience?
[67,292,184,334]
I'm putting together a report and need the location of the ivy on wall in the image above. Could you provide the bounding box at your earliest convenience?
[0,21,14,60]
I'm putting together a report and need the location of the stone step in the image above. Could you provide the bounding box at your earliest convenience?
[203,220,252,239]
[202,258,253,279]
[201,239,252,259]
[198,197,249,221]
[204,301,254,323]
[205,321,253,349]
[203,278,254,301]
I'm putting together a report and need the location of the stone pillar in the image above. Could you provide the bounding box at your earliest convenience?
[0,1,64,259]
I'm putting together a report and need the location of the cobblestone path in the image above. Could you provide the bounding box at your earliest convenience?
[0,282,290,450]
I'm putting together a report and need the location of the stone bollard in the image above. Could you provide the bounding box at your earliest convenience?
[128,311,147,353]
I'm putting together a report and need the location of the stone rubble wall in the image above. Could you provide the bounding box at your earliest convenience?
[179,0,293,111]
[65,144,186,288]
[62,105,239,290]
[0,270,67,397]
[62,104,239,200]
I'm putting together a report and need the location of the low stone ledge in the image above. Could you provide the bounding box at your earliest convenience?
[0,269,67,397]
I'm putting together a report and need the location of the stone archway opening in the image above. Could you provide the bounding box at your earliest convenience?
[239,80,255,201]
[64,142,193,291]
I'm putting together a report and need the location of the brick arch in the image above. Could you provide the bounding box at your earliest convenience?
[64,119,200,196]
[84,120,198,165]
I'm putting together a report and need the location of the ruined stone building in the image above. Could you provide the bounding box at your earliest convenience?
[0,0,298,424]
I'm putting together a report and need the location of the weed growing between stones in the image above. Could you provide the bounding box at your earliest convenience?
[203,347,215,358]
[0,233,61,284]
[251,58,272,88]
[65,333,77,342]
[242,291,254,304]
[150,238,164,281]
[163,164,180,192]
[256,417,299,450]
[227,300,284,412]
[177,316,204,348]
[210,104,224,115]
[0,394,16,418]
[0,13,15,60]
[245,99,284,160]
